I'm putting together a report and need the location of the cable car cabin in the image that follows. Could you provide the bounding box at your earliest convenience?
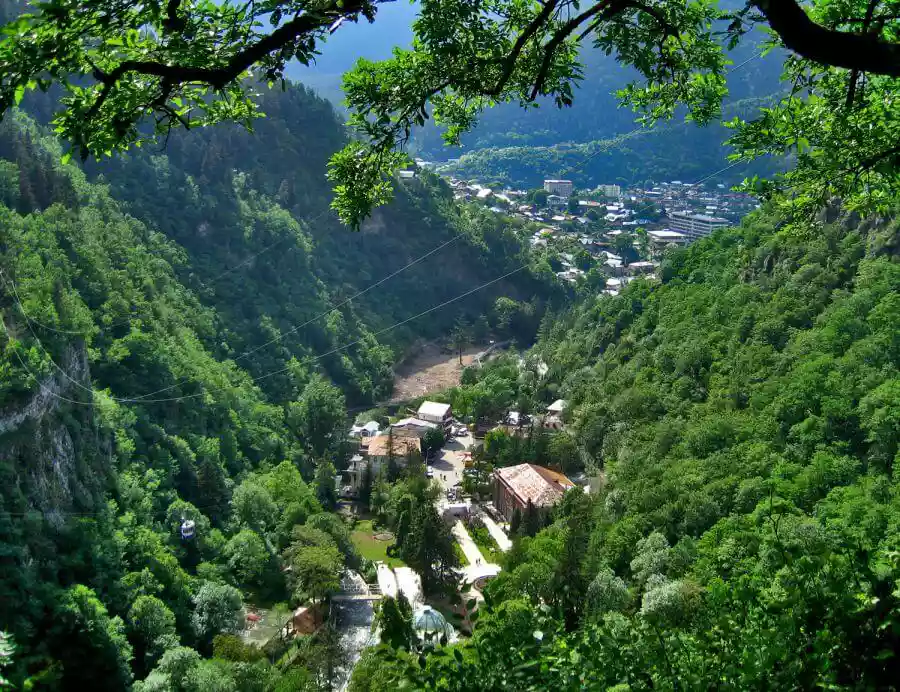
[180,519,196,540]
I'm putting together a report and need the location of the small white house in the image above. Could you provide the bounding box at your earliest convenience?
[350,421,381,438]
[417,401,453,427]
[547,399,567,414]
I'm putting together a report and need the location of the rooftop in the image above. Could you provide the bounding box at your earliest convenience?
[495,463,575,508]
[367,435,421,458]
[648,229,687,239]
[392,417,437,429]
[669,211,728,223]
[548,399,567,413]
[417,401,452,419]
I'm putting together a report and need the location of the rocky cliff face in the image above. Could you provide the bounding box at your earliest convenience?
[0,342,88,435]
[0,340,109,524]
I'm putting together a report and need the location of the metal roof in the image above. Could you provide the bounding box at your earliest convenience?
[495,464,575,508]
[417,401,452,419]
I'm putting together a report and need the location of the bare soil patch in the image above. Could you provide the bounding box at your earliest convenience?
[390,341,483,402]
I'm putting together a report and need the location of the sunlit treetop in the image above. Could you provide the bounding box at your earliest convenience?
[1,0,899,227]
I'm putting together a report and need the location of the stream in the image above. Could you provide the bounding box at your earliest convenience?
[332,571,377,691]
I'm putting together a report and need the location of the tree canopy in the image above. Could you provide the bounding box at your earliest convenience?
[0,1,898,226]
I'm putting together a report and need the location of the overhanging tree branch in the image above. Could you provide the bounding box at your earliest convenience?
[753,0,900,77]
[95,0,370,90]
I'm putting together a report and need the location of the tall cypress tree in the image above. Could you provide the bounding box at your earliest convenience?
[510,507,523,536]
[523,499,541,538]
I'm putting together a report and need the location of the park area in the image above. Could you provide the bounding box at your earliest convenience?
[351,519,405,567]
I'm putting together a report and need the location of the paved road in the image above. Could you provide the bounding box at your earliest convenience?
[430,432,473,491]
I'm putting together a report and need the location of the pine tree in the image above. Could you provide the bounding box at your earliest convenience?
[195,452,228,526]
[401,502,459,594]
[375,594,414,649]
[314,461,338,511]
[550,492,591,631]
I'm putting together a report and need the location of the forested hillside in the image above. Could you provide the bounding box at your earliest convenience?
[440,96,780,189]
[291,0,784,189]
[352,207,900,688]
[84,81,562,403]
[284,0,784,190]
[0,81,559,687]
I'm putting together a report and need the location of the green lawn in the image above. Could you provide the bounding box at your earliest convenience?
[453,540,469,566]
[351,519,406,567]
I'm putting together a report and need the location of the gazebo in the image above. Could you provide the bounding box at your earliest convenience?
[413,605,453,648]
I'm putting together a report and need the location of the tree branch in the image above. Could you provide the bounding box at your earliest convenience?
[753,0,900,77]
[163,0,185,33]
[845,0,879,108]
[91,0,372,114]
[487,0,560,96]
[530,0,679,100]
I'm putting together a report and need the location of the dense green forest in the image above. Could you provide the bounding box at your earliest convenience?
[0,81,559,688]
[83,82,563,403]
[351,204,900,689]
[1,0,900,689]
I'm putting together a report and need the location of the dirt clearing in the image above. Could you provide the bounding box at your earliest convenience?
[390,341,483,402]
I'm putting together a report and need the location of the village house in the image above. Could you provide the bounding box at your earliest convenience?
[647,229,688,251]
[350,421,380,438]
[345,434,423,493]
[627,261,657,275]
[547,399,567,415]
[492,463,576,522]
[542,399,567,429]
[367,434,422,466]
[417,401,453,430]
[390,417,438,439]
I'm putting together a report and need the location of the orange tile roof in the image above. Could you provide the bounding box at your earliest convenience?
[495,463,575,508]
[366,435,421,458]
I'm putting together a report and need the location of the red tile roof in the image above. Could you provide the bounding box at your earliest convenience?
[495,464,575,508]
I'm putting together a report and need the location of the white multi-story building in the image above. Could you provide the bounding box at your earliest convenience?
[543,179,574,197]
[668,211,729,239]
[596,184,621,198]
[647,229,689,251]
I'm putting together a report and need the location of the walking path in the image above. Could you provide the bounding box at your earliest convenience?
[451,520,485,566]
[376,563,399,599]
[375,563,423,606]
[479,511,512,552]
[394,567,423,607]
